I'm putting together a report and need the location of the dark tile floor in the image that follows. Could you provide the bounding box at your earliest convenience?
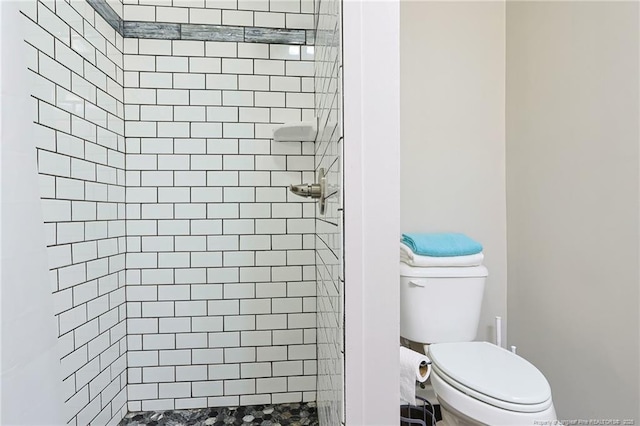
[119,402,318,426]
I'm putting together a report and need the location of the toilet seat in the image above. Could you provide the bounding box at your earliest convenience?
[430,372,557,425]
[428,342,553,413]
[432,365,552,413]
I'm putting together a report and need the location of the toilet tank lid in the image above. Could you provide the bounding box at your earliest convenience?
[429,342,552,405]
[400,263,488,278]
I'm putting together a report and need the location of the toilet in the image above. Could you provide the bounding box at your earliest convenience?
[400,263,557,426]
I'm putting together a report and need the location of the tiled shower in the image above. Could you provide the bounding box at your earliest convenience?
[21,0,344,424]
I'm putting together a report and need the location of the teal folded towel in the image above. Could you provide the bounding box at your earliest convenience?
[401,233,483,257]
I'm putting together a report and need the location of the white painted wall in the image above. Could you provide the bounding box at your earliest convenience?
[400,1,507,343]
[506,2,640,420]
[0,1,65,423]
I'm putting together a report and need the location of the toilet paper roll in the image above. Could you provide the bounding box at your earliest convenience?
[400,346,432,406]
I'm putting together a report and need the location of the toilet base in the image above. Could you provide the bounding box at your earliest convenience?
[438,399,488,426]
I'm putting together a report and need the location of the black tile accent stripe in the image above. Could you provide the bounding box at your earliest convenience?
[181,23,244,42]
[305,30,315,45]
[123,21,181,39]
[86,0,314,45]
[86,0,124,35]
[245,27,306,45]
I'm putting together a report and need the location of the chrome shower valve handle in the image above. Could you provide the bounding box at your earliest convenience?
[289,168,326,215]
[289,183,322,199]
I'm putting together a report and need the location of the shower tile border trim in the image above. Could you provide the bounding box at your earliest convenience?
[86,0,314,45]
[87,0,123,34]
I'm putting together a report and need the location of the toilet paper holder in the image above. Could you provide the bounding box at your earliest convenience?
[418,361,430,389]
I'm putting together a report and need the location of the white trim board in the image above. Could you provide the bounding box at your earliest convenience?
[343,1,401,424]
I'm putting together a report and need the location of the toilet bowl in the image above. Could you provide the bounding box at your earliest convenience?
[427,342,557,426]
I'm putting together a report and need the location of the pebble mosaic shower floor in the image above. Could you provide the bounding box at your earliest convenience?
[118,402,318,426]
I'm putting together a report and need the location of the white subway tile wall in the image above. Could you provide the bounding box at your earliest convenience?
[25,0,128,425]
[314,0,343,425]
[123,20,317,413]
[27,0,321,419]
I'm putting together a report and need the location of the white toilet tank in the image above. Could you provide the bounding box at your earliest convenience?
[400,263,488,344]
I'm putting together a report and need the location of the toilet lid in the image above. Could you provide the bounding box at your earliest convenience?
[428,342,552,407]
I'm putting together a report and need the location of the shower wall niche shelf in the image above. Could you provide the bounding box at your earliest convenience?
[273,121,317,142]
